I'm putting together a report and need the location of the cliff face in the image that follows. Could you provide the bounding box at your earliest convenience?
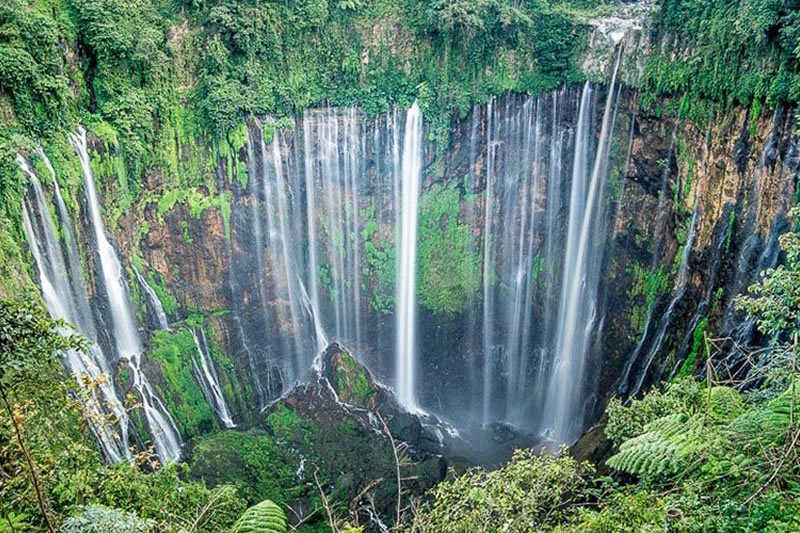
[98,81,798,447]
[10,2,799,456]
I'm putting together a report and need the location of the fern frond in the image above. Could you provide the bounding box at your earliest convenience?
[231,499,287,533]
[608,414,708,482]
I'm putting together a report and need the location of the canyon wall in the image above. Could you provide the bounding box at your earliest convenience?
[59,82,791,454]
[13,6,800,456]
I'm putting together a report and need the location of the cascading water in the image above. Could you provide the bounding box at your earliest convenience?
[479,95,565,425]
[481,98,497,426]
[542,45,623,443]
[224,88,627,442]
[263,127,311,377]
[23,77,636,459]
[133,266,170,330]
[191,328,235,428]
[245,119,321,391]
[395,102,423,411]
[318,109,365,348]
[301,111,327,351]
[18,155,131,463]
[69,127,182,464]
[625,205,699,397]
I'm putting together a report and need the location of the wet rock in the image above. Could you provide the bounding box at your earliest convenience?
[256,343,449,528]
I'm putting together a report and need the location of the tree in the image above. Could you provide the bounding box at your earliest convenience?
[0,299,85,533]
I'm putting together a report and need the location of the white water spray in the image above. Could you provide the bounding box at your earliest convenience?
[191,328,235,428]
[543,46,623,443]
[395,102,422,411]
[18,155,131,463]
[69,127,182,463]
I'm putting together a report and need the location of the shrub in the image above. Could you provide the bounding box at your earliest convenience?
[413,448,592,532]
[60,505,151,533]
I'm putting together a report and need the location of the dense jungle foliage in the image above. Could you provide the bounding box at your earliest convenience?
[0,0,606,299]
[3,0,800,531]
[642,0,800,122]
[4,208,800,530]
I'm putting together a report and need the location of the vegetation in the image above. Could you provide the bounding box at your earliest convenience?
[360,204,396,314]
[332,351,376,408]
[735,207,800,337]
[415,201,800,532]
[417,183,481,315]
[675,317,708,380]
[190,430,306,506]
[415,364,800,531]
[0,298,247,531]
[0,299,85,532]
[149,328,216,438]
[627,263,669,335]
[641,0,800,122]
[4,0,800,531]
[413,449,592,532]
[60,504,152,533]
[231,499,286,533]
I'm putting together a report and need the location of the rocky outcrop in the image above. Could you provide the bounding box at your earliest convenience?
[262,343,447,529]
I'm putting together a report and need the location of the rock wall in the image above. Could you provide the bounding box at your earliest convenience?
[96,86,798,449]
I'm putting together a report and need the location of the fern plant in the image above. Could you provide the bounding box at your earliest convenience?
[608,413,710,482]
[231,499,287,533]
[730,379,799,448]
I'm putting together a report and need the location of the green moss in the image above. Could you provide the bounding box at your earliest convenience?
[126,266,147,324]
[0,214,35,298]
[204,323,249,417]
[712,287,725,314]
[154,186,232,240]
[219,192,232,241]
[334,352,376,407]
[149,329,216,438]
[675,317,708,380]
[530,253,545,286]
[266,405,318,446]
[417,183,480,315]
[628,263,670,334]
[640,1,800,123]
[180,220,193,245]
[157,189,183,219]
[360,204,395,314]
[725,209,736,252]
[189,430,305,505]
[147,271,178,316]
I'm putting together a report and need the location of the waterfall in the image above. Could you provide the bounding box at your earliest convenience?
[36,148,97,333]
[475,91,576,427]
[69,127,182,464]
[543,46,622,443]
[18,78,644,453]
[246,119,321,390]
[302,110,326,351]
[622,205,699,397]
[464,107,482,418]
[534,88,571,423]
[133,266,170,330]
[191,328,235,428]
[502,97,543,418]
[262,128,309,377]
[218,156,267,407]
[316,109,364,347]
[481,98,497,426]
[18,155,131,463]
[395,101,422,411]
